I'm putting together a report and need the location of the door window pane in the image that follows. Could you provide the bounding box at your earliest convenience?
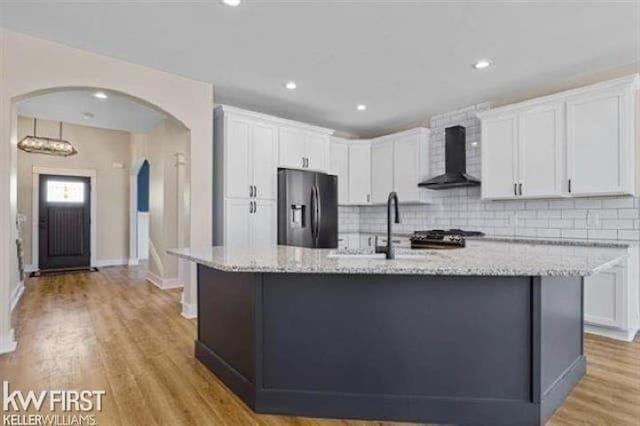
[46,181,85,203]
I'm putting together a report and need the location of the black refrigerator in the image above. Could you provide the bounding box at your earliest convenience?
[278,169,338,249]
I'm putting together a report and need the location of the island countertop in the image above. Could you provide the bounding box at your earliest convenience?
[168,239,628,276]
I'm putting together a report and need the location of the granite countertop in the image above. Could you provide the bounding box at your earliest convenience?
[168,240,628,277]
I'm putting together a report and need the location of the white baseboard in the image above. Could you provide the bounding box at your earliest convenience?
[585,324,638,342]
[24,264,36,273]
[181,300,197,319]
[0,329,17,355]
[128,258,139,266]
[10,281,25,312]
[94,258,128,268]
[146,271,183,290]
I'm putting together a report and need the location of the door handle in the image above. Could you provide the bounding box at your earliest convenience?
[310,187,316,237]
[519,183,523,196]
[315,184,321,237]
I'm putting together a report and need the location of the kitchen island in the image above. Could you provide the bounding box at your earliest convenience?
[169,241,627,425]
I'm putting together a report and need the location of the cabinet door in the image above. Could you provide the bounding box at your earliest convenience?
[252,199,277,248]
[519,103,564,198]
[225,117,252,199]
[329,141,349,204]
[306,133,328,172]
[278,126,306,169]
[360,234,374,249]
[481,114,518,199]
[252,122,278,200]
[393,135,420,202]
[371,140,394,204]
[584,266,625,329]
[225,198,251,248]
[348,144,371,204]
[567,91,629,196]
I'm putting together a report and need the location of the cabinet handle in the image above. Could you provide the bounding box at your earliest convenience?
[368,236,371,246]
[302,157,305,168]
[254,201,257,213]
[250,185,253,197]
[254,185,257,198]
[518,183,523,196]
[249,201,254,214]
[366,194,370,203]
[568,179,572,193]
[305,157,309,168]
[514,183,517,196]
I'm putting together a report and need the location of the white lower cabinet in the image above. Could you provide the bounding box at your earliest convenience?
[584,265,625,329]
[583,245,640,342]
[337,234,361,250]
[360,234,375,250]
[225,198,276,249]
[224,198,252,248]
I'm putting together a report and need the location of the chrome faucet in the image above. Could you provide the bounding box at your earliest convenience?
[376,191,400,259]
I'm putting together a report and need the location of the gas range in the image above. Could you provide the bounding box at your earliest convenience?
[410,229,485,249]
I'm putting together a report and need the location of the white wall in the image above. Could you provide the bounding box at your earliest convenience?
[0,29,213,353]
[17,116,131,267]
[133,119,190,281]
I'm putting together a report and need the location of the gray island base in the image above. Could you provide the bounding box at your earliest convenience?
[169,243,627,425]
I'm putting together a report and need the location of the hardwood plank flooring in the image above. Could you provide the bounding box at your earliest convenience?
[1,266,638,425]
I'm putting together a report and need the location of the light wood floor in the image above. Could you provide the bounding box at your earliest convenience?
[1,266,638,426]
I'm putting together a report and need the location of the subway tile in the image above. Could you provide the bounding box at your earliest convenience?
[601,197,634,208]
[561,229,587,239]
[574,199,602,209]
[618,230,640,241]
[587,229,618,240]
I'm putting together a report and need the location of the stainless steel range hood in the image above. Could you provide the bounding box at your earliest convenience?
[418,125,480,190]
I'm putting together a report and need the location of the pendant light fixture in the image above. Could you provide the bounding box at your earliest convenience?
[18,118,78,157]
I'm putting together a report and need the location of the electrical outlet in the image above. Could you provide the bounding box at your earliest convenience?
[587,212,600,228]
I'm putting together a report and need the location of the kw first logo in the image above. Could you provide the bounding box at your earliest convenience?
[2,381,105,426]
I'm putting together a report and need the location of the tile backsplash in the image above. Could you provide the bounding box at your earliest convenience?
[340,103,640,241]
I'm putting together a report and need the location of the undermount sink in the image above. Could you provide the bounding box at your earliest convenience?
[327,249,432,260]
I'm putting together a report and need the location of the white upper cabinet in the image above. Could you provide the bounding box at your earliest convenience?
[329,138,349,205]
[305,133,329,171]
[371,139,394,204]
[278,126,331,172]
[518,103,564,198]
[567,87,635,196]
[393,130,430,203]
[479,74,639,200]
[348,142,372,205]
[225,116,253,199]
[480,114,519,199]
[279,126,307,170]
[252,121,278,200]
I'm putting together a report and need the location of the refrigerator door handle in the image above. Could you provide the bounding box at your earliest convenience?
[315,184,322,238]
[310,187,316,238]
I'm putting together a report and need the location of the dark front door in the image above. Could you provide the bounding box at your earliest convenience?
[39,174,91,270]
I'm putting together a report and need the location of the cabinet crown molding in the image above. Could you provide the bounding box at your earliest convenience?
[214,104,335,135]
[476,73,640,120]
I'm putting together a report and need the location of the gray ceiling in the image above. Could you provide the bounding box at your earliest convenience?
[2,1,639,137]
[16,89,167,133]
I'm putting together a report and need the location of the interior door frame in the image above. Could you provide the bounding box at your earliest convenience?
[32,167,97,271]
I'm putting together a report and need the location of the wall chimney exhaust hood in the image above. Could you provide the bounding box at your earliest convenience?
[418,125,480,190]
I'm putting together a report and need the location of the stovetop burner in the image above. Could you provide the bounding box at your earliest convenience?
[410,229,484,249]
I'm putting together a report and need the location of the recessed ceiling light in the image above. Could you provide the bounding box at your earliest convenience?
[83,112,94,120]
[93,91,108,99]
[472,59,493,70]
[222,0,241,6]
[357,104,367,111]
[284,81,297,90]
